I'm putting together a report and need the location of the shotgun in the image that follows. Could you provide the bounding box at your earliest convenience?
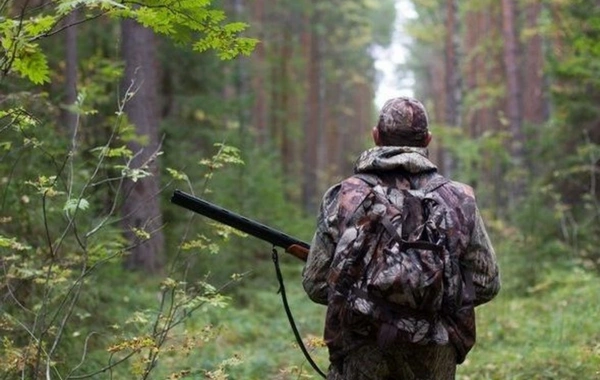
[170,190,310,261]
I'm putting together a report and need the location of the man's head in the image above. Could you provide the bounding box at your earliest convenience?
[372,97,432,147]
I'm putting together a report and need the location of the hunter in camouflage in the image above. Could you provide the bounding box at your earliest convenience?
[302,97,500,380]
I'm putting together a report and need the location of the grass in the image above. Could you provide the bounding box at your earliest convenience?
[47,250,600,379]
[147,258,600,379]
[458,268,600,380]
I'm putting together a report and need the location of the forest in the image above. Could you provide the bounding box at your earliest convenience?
[1,0,599,378]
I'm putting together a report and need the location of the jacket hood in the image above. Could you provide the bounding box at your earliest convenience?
[353,146,437,174]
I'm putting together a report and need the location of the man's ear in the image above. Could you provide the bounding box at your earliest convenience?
[372,126,380,146]
[424,132,433,147]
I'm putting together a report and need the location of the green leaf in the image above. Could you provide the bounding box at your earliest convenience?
[166,168,189,181]
[0,235,31,251]
[117,166,152,182]
[12,49,50,84]
[90,145,133,158]
[56,0,81,15]
[63,198,90,216]
[134,7,175,35]
[24,16,56,36]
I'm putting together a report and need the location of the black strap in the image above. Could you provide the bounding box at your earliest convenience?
[353,173,379,187]
[354,172,449,193]
[351,288,436,321]
[271,248,327,379]
[420,174,450,194]
[381,217,443,253]
[461,267,476,305]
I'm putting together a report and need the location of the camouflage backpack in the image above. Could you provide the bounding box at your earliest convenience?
[326,172,474,351]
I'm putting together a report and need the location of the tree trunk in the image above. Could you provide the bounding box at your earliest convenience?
[523,0,547,125]
[443,0,461,177]
[301,2,321,213]
[120,18,165,274]
[62,9,78,134]
[464,6,482,139]
[278,21,294,184]
[251,0,268,146]
[429,58,446,170]
[502,0,525,199]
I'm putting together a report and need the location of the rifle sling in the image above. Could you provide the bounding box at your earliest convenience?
[271,248,327,379]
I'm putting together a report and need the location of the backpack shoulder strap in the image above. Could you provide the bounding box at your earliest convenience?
[355,172,449,194]
[353,173,380,187]
[421,173,450,194]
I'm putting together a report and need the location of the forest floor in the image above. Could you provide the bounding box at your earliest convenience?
[80,244,600,379]
[139,258,600,379]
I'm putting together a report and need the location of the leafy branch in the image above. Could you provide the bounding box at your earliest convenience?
[0,0,256,84]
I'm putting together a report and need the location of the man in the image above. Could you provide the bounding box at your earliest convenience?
[302,97,500,379]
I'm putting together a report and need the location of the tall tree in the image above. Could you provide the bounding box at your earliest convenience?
[271,2,299,185]
[443,0,461,177]
[406,0,447,168]
[250,0,268,145]
[461,2,510,209]
[501,0,525,199]
[301,0,321,212]
[61,9,78,134]
[120,19,165,273]
[546,0,600,200]
[522,0,547,126]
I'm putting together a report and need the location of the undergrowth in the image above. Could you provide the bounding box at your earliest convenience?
[458,267,600,379]
[64,242,600,379]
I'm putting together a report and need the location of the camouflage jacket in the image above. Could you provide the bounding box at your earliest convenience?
[302,146,501,362]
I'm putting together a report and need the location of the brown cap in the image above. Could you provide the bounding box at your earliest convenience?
[376,97,429,146]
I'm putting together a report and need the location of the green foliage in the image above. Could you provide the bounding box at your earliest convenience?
[430,124,510,190]
[75,241,599,380]
[546,0,600,195]
[457,266,600,379]
[1,0,256,84]
[367,0,397,47]
[0,16,53,83]
[0,0,260,376]
[0,97,250,377]
[114,0,257,59]
[150,262,329,379]
[166,137,315,285]
[520,0,600,274]
[313,0,386,89]
[403,0,445,46]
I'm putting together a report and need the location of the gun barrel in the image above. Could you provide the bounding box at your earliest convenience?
[170,190,310,253]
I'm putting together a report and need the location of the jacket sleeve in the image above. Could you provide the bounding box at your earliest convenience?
[302,184,341,305]
[464,205,501,306]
